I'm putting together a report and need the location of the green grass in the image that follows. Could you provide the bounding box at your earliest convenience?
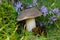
[0,0,60,40]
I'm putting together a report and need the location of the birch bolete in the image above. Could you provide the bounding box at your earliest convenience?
[17,7,42,31]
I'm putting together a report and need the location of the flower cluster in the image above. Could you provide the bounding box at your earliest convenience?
[14,0,37,14]
[40,6,60,26]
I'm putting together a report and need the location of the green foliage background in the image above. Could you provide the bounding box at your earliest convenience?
[0,2,18,40]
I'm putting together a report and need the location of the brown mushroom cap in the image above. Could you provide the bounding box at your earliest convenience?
[17,7,42,21]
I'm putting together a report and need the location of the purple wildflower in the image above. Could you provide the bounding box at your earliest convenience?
[15,1,22,8]
[53,8,59,13]
[40,6,48,17]
[40,6,48,13]
[51,16,57,21]
[15,1,23,14]
[48,16,57,24]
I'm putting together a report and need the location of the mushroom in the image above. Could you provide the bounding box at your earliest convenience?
[17,7,42,32]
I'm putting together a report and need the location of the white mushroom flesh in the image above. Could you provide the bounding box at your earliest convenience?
[26,18,36,31]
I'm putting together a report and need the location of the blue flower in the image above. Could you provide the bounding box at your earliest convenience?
[53,8,59,13]
[40,6,48,13]
[48,15,57,24]
[15,1,22,8]
[15,1,23,14]
[51,16,57,21]
[40,6,48,17]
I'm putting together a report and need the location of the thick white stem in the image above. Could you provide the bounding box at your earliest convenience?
[26,18,36,31]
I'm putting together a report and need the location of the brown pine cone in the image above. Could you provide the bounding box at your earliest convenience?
[32,27,47,36]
